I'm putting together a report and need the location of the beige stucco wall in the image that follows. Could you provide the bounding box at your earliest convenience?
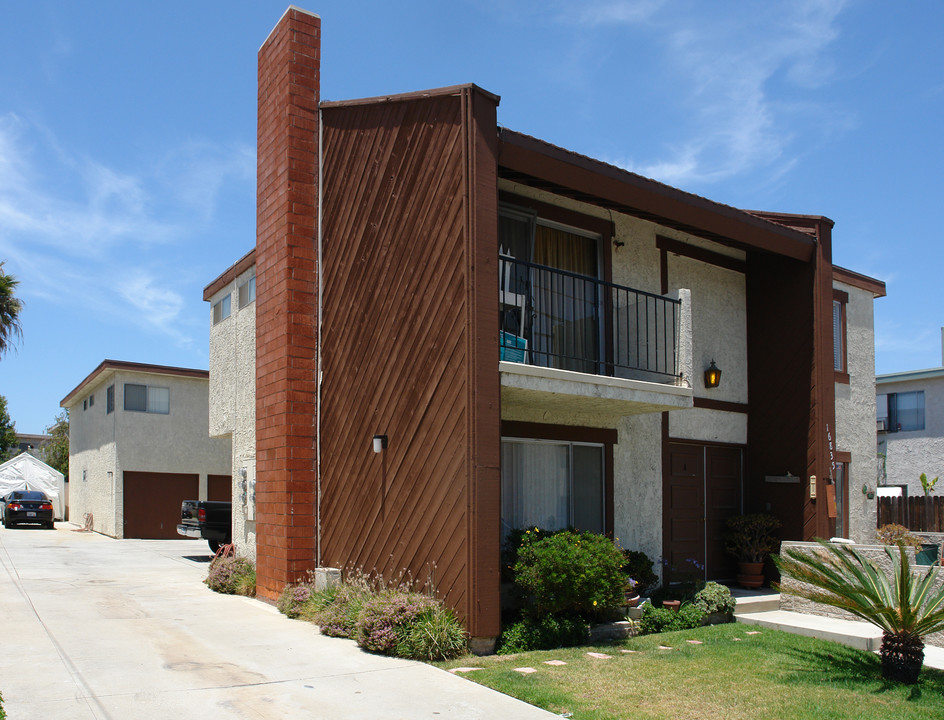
[208,267,257,560]
[66,369,231,538]
[877,373,944,498]
[834,281,879,543]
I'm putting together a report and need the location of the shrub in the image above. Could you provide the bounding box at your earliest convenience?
[693,581,736,616]
[724,513,781,563]
[497,613,589,654]
[620,550,658,596]
[205,556,256,596]
[311,582,372,638]
[354,589,439,654]
[501,526,566,583]
[514,530,625,617]
[876,523,924,550]
[637,603,705,634]
[277,583,315,619]
[395,605,468,661]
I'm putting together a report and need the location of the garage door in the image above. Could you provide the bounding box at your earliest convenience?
[208,474,232,502]
[123,472,199,539]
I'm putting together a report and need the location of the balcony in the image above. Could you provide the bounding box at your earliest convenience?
[499,255,693,425]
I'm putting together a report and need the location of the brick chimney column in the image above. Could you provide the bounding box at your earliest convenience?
[255,7,321,598]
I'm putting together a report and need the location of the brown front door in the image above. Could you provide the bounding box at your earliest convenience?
[123,471,199,539]
[664,443,742,581]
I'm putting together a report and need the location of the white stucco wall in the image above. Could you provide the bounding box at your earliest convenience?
[834,281,878,542]
[876,373,944,498]
[66,367,231,538]
[208,267,257,560]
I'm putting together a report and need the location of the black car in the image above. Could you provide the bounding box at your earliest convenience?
[2,490,55,529]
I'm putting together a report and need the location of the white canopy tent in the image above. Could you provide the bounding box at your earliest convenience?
[0,453,65,520]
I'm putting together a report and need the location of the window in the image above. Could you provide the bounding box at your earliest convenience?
[106,385,115,414]
[89,394,94,408]
[123,384,170,414]
[832,289,848,381]
[501,439,604,538]
[238,275,256,309]
[877,391,925,432]
[212,294,231,324]
[83,399,87,411]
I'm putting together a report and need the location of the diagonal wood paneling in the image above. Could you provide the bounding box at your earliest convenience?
[318,88,500,638]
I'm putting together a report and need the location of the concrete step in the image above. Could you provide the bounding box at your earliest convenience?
[736,610,883,652]
[733,593,780,616]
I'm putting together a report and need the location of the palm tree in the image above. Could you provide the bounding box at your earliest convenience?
[0,262,24,357]
[773,540,944,684]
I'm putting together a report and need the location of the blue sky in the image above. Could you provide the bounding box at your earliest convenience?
[1,0,942,434]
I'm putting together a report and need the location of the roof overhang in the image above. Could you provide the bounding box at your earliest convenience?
[61,360,209,408]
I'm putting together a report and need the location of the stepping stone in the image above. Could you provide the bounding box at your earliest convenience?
[745,631,761,635]
[733,637,742,641]
[449,667,482,674]
[658,645,673,650]
[544,660,567,666]
[620,649,641,654]
[686,640,703,645]
[586,652,612,659]
[514,667,537,674]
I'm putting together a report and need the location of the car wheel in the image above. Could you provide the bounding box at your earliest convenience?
[208,540,221,554]
[46,521,55,530]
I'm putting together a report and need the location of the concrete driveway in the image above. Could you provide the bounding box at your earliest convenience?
[0,524,557,720]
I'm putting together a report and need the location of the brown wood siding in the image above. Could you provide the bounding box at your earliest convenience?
[320,88,500,638]
[745,253,814,542]
[123,472,199,539]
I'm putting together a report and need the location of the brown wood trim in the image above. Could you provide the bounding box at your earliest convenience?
[501,421,618,445]
[834,450,852,464]
[321,83,501,109]
[657,236,747,274]
[833,265,886,298]
[832,288,849,304]
[62,360,209,407]
[693,397,749,414]
[660,247,668,295]
[834,371,850,385]
[832,288,848,376]
[203,248,256,301]
[499,192,614,241]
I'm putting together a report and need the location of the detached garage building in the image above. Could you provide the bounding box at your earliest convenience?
[61,360,232,539]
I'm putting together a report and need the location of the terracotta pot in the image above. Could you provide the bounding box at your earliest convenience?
[736,561,765,589]
[625,594,640,608]
[663,599,681,612]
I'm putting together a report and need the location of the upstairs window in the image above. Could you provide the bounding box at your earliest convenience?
[212,294,231,325]
[878,391,924,432]
[833,289,848,382]
[106,385,115,414]
[238,275,256,309]
[124,384,170,414]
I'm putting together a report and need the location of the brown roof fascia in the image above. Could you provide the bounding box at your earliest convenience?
[203,248,256,301]
[321,83,501,110]
[832,265,886,298]
[498,130,816,262]
[747,210,834,237]
[61,360,209,408]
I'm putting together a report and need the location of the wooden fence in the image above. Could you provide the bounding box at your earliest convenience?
[877,495,944,532]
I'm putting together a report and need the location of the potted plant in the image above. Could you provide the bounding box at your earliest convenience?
[724,513,781,588]
[917,474,942,565]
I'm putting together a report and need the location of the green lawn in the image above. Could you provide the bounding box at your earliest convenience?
[436,624,944,720]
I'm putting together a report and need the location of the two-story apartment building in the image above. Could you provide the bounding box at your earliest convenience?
[61,360,232,539]
[876,330,944,499]
[206,7,885,649]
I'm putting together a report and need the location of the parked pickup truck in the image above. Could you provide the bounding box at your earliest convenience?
[177,500,232,553]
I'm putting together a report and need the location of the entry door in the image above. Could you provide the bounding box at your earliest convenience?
[664,443,742,581]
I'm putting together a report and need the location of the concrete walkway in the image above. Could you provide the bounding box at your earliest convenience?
[733,589,944,671]
[0,523,558,720]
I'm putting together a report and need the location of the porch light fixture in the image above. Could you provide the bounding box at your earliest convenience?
[704,360,721,389]
[372,434,388,454]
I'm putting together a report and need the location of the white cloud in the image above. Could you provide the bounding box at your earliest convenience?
[116,273,190,346]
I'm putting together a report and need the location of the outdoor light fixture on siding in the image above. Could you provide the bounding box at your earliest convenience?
[704,360,721,389]
[373,434,388,453]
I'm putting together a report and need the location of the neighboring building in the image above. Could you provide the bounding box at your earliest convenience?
[60,360,232,539]
[206,8,885,649]
[876,330,944,499]
[14,433,52,459]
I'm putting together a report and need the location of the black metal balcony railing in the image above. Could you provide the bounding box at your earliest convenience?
[499,256,681,382]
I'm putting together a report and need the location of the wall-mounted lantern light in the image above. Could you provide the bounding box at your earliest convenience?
[373,434,388,454]
[704,360,721,389]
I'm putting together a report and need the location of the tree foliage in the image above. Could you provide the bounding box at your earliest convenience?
[0,262,23,358]
[0,395,17,461]
[44,411,69,479]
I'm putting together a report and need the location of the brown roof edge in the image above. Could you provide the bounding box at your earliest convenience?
[321,83,501,110]
[498,130,816,261]
[833,265,886,298]
[60,360,210,408]
[747,210,835,237]
[203,248,256,301]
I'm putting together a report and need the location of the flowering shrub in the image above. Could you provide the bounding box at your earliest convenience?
[277,583,315,618]
[395,605,468,661]
[497,613,588,654]
[205,556,255,596]
[355,590,439,653]
[513,530,625,617]
[311,583,372,638]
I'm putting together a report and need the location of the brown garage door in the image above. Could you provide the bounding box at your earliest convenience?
[123,472,199,539]
[664,443,742,581]
[208,474,232,502]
